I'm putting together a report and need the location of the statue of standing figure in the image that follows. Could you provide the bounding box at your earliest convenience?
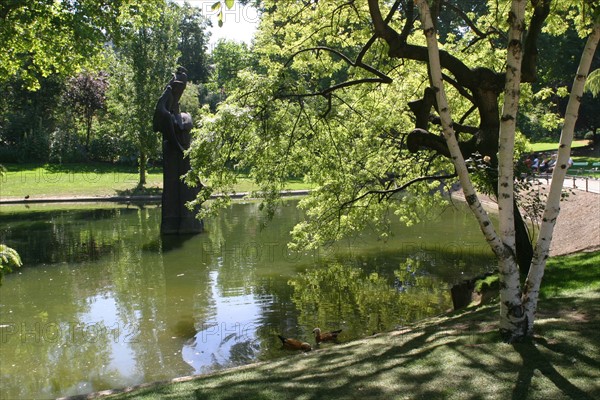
[153,66,203,235]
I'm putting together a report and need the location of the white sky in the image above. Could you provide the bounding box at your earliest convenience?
[179,1,260,51]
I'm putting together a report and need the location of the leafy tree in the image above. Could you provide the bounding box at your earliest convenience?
[177,2,211,83]
[210,39,252,91]
[0,75,64,162]
[116,1,180,185]
[0,0,164,90]
[189,0,599,342]
[64,71,109,152]
[519,24,600,141]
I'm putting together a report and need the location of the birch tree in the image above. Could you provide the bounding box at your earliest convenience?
[190,0,599,342]
[413,0,598,341]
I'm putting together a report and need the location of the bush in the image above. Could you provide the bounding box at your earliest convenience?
[88,133,120,162]
[584,131,595,142]
[49,128,85,163]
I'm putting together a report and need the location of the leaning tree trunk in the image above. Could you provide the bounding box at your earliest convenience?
[414,0,508,260]
[522,20,600,336]
[415,0,532,341]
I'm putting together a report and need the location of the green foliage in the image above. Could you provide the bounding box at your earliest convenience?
[188,0,596,258]
[0,244,22,285]
[0,75,63,162]
[585,69,600,97]
[177,3,211,83]
[210,0,236,27]
[0,0,164,90]
[179,82,202,124]
[210,40,252,90]
[0,1,212,169]
[112,2,181,184]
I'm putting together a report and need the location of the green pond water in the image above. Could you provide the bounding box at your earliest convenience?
[0,200,495,399]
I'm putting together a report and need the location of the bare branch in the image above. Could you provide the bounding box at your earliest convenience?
[442,0,486,38]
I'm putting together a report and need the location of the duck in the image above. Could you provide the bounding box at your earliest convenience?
[277,334,312,351]
[313,327,342,344]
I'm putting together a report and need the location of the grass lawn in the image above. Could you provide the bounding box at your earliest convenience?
[100,251,600,400]
[528,139,590,152]
[0,163,311,200]
[527,141,600,177]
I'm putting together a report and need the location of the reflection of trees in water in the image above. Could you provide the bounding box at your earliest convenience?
[106,207,215,381]
[0,320,120,399]
[0,201,497,398]
[0,207,158,265]
[289,261,452,338]
[0,266,122,398]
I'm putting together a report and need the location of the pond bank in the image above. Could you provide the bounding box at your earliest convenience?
[0,190,311,205]
[59,251,600,400]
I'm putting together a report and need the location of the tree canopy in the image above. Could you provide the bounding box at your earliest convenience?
[0,0,165,90]
[189,0,599,341]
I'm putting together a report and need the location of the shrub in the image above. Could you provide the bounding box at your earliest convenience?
[583,131,595,142]
[49,128,85,163]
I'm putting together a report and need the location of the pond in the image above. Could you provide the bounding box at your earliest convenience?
[0,199,495,399]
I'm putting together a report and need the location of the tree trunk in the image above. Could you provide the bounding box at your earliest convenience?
[414,0,507,259]
[139,149,147,187]
[523,21,600,336]
[85,115,93,153]
[497,0,527,342]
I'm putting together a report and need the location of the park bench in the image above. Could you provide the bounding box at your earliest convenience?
[569,161,590,176]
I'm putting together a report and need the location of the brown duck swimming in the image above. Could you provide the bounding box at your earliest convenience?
[277,335,312,351]
[313,327,342,344]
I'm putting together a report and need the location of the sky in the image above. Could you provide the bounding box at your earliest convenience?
[180,1,260,51]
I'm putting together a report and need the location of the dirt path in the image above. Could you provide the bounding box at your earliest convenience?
[549,190,600,256]
[452,187,600,257]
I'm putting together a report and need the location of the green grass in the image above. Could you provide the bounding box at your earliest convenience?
[528,140,590,152]
[0,163,163,198]
[0,163,311,200]
[101,251,600,400]
[526,141,600,177]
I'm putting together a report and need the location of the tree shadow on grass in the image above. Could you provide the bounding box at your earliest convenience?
[511,339,594,400]
[511,295,600,400]
[103,283,600,400]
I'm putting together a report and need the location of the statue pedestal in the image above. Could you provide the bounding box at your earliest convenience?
[161,139,203,235]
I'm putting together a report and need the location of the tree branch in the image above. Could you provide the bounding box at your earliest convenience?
[521,0,551,82]
[339,173,458,211]
[442,0,486,38]
[284,46,392,83]
[368,0,501,93]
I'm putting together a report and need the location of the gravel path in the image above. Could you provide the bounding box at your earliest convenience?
[549,189,600,256]
[452,185,600,257]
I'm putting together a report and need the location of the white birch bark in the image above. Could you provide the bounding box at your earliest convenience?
[414,1,507,259]
[496,0,527,340]
[523,21,600,334]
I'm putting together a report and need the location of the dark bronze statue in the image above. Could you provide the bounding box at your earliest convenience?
[153,67,203,235]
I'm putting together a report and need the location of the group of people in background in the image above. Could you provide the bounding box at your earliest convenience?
[523,152,573,173]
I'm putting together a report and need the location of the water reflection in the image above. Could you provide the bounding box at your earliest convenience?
[0,200,495,399]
